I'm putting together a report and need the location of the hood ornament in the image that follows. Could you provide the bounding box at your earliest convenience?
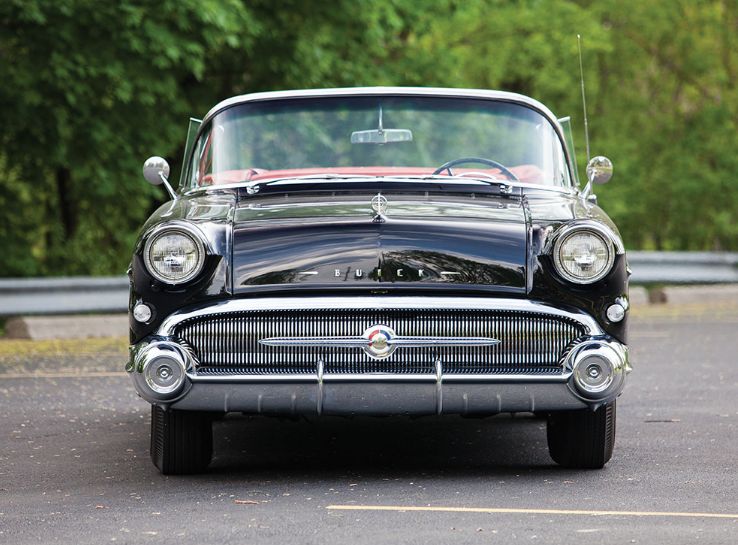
[371,193,388,223]
[260,324,500,360]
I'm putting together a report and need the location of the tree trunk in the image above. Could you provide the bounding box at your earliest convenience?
[55,167,77,239]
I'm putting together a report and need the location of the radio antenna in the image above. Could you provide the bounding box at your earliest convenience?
[577,34,591,162]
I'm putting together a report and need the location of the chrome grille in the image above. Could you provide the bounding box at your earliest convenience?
[173,308,587,376]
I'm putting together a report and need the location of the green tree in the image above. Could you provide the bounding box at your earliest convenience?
[595,0,738,250]
[395,0,738,250]
[0,0,254,275]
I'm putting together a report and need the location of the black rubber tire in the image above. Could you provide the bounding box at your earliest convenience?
[547,401,616,469]
[150,405,213,475]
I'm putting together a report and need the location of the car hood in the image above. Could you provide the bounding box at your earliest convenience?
[231,195,529,293]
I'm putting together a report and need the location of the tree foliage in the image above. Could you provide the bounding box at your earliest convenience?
[0,0,736,276]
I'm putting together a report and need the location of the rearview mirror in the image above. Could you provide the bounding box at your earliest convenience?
[351,129,413,145]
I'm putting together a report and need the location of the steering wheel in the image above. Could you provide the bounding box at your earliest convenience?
[432,157,520,182]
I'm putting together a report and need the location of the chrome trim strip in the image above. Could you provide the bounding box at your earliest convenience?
[259,336,368,348]
[184,178,577,197]
[203,87,562,131]
[258,335,500,348]
[391,337,500,347]
[186,373,319,383]
[259,331,501,362]
[156,296,604,337]
[264,177,491,187]
[316,358,325,415]
[195,352,571,366]
[442,373,572,382]
[319,374,439,383]
[184,371,572,383]
[435,359,443,415]
[240,176,525,201]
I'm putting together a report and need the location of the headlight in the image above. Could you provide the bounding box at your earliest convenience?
[143,224,206,284]
[553,225,615,284]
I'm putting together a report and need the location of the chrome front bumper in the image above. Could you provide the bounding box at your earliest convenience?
[127,297,630,415]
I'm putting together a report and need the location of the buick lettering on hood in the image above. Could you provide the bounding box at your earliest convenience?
[128,87,630,474]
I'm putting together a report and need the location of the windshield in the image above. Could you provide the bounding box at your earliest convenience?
[185,96,572,190]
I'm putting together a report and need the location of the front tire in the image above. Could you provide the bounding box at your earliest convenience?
[547,401,616,469]
[150,405,213,474]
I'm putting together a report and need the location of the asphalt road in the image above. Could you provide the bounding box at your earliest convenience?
[1,305,737,544]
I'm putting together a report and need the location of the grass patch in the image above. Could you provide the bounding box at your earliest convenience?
[0,336,128,360]
[630,300,738,319]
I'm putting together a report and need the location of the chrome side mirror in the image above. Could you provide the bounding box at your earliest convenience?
[142,156,176,199]
[143,156,169,185]
[586,156,613,185]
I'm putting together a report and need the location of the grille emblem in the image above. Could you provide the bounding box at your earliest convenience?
[259,323,500,360]
[364,325,395,358]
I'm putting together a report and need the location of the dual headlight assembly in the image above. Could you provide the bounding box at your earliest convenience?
[551,222,620,285]
[143,223,207,285]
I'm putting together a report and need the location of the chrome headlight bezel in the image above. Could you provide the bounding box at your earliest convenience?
[552,222,618,285]
[143,222,207,285]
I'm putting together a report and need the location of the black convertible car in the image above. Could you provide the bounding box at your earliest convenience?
[127,87,630,474]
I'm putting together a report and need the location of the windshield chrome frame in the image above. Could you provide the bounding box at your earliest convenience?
[182,87,580,196]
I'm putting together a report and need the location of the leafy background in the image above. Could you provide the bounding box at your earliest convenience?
[1,0,736,277]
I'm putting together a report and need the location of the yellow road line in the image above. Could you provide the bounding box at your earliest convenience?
[326,505,738,520]
[0,371,126,379]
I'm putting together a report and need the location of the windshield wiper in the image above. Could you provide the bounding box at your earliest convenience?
[244,173,517,195]
[244,174,369,193]
[386,174,517,194]
[256,174,369,183]
[402,172,512,189]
